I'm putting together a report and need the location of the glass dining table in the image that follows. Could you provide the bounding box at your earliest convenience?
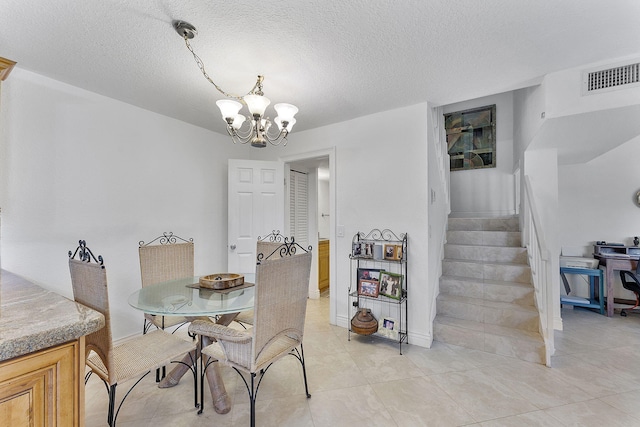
[128,275,255,318]
[128,274,255,415]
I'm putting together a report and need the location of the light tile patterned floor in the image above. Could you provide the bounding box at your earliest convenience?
[85,297,640,426]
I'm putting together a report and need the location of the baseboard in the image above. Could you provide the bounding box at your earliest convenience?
[336,314,350,329]
[336,314,432,348]
[554,315,563,331]
[407,331,432,348]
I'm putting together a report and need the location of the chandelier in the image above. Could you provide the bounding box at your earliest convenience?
[173,21,298,148]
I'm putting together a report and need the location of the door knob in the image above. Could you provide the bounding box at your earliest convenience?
[230,244,236,250]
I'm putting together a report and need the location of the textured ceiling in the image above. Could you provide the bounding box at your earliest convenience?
[1,0,640,135]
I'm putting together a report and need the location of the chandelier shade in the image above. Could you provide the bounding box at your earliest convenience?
[216,99,243,121]
[274,103,299,123]
[231,115,246,130]
[173,20,298,148]
[244,94,271,117]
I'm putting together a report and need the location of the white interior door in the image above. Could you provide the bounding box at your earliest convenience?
[228,159,284,275]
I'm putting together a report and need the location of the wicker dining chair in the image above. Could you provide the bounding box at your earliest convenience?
[139,232,195,334]
[69,240,197,427]
[233,232,288,327]
[189,239,312,427]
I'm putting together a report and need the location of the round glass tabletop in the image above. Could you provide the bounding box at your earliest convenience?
[128,275,255,316]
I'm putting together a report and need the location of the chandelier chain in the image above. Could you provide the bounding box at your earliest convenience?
[182,35,263,102]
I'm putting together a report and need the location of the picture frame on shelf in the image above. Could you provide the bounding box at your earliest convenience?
[358,278,380,298]
[395,245,403,260]
[378,317,398,340]
[357,268,381,282]
[352,242,362,257]
[379,271,403,300]
[384,244,396,260]
[361,242,374,258]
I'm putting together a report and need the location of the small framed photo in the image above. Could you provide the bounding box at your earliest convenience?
[357,268,381,282]
[378,317,398,340]
[379,271,403,300]
[394,245,403,261]
[358,278,380,298]
[352,242,362,257]
[384,244,396,260]
[361,242,374,258]
[353,242,374,258]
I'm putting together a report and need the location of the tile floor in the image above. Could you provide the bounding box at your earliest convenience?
[86,297,640,426]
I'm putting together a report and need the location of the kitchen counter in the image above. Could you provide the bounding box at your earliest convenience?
[0,269,104,361]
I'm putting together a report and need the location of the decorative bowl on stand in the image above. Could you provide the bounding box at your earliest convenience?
[199,273,244,290]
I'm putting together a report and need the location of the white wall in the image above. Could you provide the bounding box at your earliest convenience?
[443,92,516,218]
[559,136,640,299]
[426,103,450,343]
[0,69,434,347]
[274,103,433,347]
[318,178,330,238]
[545,55,640,119]
[513,83,546,165]
[0,69,252,339]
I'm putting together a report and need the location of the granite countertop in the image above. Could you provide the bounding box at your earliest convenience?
[0,269,105,362]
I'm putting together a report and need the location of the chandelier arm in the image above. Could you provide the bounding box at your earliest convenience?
[262,128,289,146]
[182,35,263,101]
[226,121,262,145]
[230,121,256,140]
[226,126,252,145]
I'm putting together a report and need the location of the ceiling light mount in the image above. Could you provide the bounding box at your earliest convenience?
[173,21,197,39]
[173,20,298,148]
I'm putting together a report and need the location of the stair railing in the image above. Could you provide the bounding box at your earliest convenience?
[523,175,554,367]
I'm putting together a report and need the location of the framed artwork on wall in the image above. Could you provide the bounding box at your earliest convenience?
[444,104,496,171]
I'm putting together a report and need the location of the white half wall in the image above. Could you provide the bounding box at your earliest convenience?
[524,148,561,330]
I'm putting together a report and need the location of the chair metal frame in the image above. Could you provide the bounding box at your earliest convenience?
[620,260,640,317]
[139,232,194,334]
[191,236,312,426]
[70,240,198,426]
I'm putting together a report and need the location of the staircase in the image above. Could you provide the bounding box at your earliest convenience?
[433,217,546,364]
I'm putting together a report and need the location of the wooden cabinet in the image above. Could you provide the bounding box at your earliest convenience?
[318,239,330,292]
[0,338,84,426]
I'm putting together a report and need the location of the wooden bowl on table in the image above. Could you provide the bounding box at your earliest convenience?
[199,273,244,290]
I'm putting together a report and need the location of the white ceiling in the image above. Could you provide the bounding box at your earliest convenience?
[1,0,640,136]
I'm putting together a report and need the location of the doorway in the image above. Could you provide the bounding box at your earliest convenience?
[282,148,336,325]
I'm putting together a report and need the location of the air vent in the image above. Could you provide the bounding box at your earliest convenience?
[583,61,640,94]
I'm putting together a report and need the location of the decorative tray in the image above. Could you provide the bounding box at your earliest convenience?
[198,273,244,290]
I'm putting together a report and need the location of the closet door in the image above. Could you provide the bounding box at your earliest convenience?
[289,169,309,247]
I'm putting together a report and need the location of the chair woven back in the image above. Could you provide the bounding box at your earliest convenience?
[256,241,284,260]
[69,256,115,384]
[251,251,312,367]
[139,242,194,287]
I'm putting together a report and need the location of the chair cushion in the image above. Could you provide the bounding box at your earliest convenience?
[87,329,195,386]
[202,334,300,373]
